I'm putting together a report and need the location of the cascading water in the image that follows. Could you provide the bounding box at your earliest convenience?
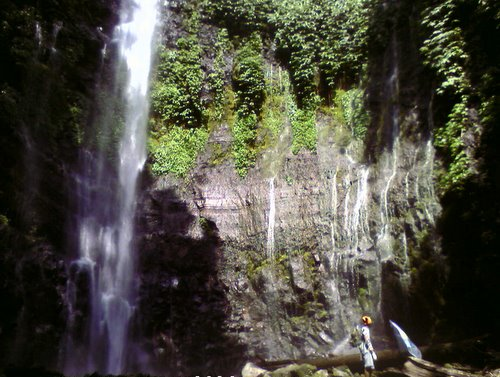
[376,24,400,262]
[350,167,370,251]
[266,177,276,259]
[63,0,158,375]
[324,22,406,354]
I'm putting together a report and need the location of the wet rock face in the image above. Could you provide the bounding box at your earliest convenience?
[136,187,245,376]
[137,113,441,368]
[135,1,443,369]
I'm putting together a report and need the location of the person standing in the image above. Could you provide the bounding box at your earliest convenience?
[358,315,377,377]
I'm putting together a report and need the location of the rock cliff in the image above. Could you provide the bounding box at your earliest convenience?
[134,4,443,374]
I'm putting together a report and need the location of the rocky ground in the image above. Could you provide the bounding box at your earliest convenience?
[2,342,499,377]
[1,358,499,377]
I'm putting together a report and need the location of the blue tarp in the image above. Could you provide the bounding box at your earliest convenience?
[389,320,422,359]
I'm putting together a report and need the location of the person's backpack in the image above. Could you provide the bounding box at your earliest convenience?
[349,325,362,347]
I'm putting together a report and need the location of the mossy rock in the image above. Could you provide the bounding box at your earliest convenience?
[312,369,329,377]
[264,363,317,377]
[330,365,354,377]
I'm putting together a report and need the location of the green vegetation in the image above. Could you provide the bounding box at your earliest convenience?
[271,0,372,103]
[259,74,287,146]
[0,0,116,234]
[271,0,319,108]
[0,214,9,226]
[232,113,258,177]
[149,10,208,177]
[203,0,274,36]
[289,105,317,154]
[357,287,369,311]
[231,33,265,176]
[207,28,232,122]
[148,0,497,189]
[150,40,204,127]
[232,33,265,115]
[420,0,472,191]
[317,0,372,88]
[149,0,374,176]
[419,0,498,192]
[150,126,208,177]
[339,88,369,140]
[332,88,369,142]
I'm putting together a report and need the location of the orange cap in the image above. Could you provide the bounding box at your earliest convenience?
[362,315,372,325]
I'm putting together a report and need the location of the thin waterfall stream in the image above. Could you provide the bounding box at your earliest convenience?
[266,177,276,260]
[63,0,159,375]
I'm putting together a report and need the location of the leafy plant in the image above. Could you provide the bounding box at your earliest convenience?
[288,98,317,154]
[231,32,265,176]
[150,35,204,129]
[232,112,258,177]
[317,0,372,88]
[270,0,319,108]
[338,88,369,140]
[148,9,210,177]
[150,126,209,177]
[207,28,231,122]
[202,0,274,36]
[420,0,476,192]
[232,32,266,116]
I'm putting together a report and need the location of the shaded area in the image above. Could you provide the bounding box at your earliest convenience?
[433,0,499,347]
[364,1,433,162]
[0,0,119,248]
[0,226,67,370]
[365,0,499,351]
[134,187,246,377]
[0,0,121,372]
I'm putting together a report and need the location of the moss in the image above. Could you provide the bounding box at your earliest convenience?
[207,142,230,166]
[334,126,352,148]
[245,253,270,280]
[198,216,209,230]
[0,214,9,226]
[330,88,369,147]
[357,287,369,311]
[291,315,308,327]
[258,85,287,150]
[290,106,318,154]
[269,363,317,377]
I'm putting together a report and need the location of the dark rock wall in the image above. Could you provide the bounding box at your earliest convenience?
[0,0,119,370]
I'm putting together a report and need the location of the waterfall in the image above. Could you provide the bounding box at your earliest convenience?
[63,0,158,375]
[50,21,63,53]
[330,168,338,252]
[350,167,370,251]
[266,177,276,259]
[35,22,42,49]
[376,23,400,261]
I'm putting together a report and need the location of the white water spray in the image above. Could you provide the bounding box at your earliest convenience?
[266,177,276,259]
[330,168,338,252]
[350,167,370,250]
[35,22,43,49]
[64,0,158,375]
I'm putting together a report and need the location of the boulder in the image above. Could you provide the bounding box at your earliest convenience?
[242,361,269,377]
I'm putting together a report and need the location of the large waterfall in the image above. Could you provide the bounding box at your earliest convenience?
[63,0,158,374]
